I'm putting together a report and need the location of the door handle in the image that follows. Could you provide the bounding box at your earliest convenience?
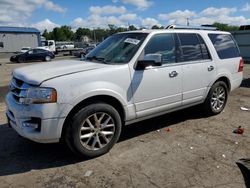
[169,71,178,78]
[208,65,214,71]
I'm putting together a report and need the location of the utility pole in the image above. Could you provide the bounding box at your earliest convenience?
[92,27,96,43]
[186,18,190,26]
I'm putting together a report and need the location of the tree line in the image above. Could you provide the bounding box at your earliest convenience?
[42,24,139,42]
[42,22,240,42]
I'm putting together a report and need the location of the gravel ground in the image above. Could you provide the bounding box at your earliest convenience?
[0,58,249,188]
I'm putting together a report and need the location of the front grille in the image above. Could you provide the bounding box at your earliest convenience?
[9,77,32,103]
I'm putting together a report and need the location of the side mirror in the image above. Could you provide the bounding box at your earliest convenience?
[137,54,162,70]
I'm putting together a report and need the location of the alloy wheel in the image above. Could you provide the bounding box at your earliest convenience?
[79,112,115,151]
[211,86,226,111]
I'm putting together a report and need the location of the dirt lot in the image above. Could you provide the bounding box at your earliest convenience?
[0,58,250,188]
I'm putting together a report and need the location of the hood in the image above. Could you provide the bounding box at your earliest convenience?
[13,60,107,85]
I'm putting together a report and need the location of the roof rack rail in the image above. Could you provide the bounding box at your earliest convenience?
[165,25,218,31]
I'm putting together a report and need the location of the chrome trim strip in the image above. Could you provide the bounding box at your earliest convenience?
[10,77,32,104]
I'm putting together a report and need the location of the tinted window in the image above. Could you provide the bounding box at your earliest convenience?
[33,49,39,53]
[35,49,45,53]
[197,34,211,60]
[27,50,33,54]
[178,33,203,62]
[144,33,176,64]
[0,42,3,48]
[208,34,240,59]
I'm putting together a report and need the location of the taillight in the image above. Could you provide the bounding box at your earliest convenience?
[238,58,244,72]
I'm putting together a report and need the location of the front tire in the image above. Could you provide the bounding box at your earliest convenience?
[18,57,25,63]
[65,103,122,158]
[204,81,228,115]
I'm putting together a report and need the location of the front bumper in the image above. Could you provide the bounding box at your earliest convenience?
[5,93,67,143]
[10,57,17,62]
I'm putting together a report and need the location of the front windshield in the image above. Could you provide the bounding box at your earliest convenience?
[86,33,148,64]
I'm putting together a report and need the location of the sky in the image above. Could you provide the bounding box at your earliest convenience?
[1,0,250,31]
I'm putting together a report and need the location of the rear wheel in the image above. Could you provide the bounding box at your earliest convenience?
[65,103,122,158]
[204,81,228,115]
[45,56,51,61]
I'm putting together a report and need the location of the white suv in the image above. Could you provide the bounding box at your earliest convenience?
[6,27,243,157]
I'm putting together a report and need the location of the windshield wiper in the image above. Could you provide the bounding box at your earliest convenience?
[85,56,108,64]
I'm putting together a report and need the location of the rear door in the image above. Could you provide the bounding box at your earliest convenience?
[35,49,46,60]
[177,33,216,105]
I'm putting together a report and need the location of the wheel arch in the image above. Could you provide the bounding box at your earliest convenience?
[213,76,231,92]
[60,95,126,141]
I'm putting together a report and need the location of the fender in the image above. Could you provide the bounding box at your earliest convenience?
[58,81,135,123]
[208,72,231,88]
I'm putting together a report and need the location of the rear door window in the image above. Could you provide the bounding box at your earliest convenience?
[33,49,39,54]
[35,49,45,53]
[178,33,203,62]
[208,34,240,59]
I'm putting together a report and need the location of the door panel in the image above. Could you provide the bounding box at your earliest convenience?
[182,60,216,105]
[182,62,212,105]
[25,53,33,61]
[131,65,182,117]
[177,33,216,105]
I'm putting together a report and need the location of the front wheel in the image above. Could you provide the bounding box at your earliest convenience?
[18,57,25,63]
[65,103,122,158]
[204,81,228,115]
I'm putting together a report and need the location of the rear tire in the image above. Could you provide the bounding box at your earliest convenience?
[203,81,228,115]
[65,103,122,158]
[45,56,51,61]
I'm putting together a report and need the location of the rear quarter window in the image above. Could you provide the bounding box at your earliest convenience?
[208,34,240,59]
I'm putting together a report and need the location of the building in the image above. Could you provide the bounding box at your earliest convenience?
[0,26,40,52]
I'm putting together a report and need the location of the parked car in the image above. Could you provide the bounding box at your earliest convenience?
[6,26,243,158]
[10,49,55,63]
[20,47,31,53]
[73,46,95,58]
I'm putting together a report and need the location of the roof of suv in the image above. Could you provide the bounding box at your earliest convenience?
[121,29,230,35]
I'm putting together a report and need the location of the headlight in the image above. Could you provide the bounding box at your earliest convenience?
[20,87,57,104]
